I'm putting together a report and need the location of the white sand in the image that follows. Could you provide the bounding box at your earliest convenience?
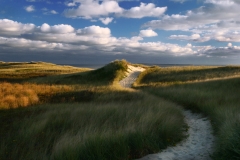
[138,110,215,160]
[119,65,216,160]
[119,65,145,88]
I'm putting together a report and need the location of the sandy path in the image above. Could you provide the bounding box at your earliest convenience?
[138,110,215,160]
[119,65,216,160]
[119,65,145,88]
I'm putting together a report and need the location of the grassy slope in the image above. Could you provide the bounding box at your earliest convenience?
[0,61,90,82]
[135,65,240,86]
[0,60,185,160]
[135,66,240,160]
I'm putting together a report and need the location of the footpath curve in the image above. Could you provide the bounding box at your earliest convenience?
[119,65,216,160]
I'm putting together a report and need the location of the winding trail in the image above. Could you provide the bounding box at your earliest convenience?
[119,65,216,160]
[119,65,145,88]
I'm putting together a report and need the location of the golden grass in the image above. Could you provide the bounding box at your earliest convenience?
[0,82,72,109]
[135,65,240,87]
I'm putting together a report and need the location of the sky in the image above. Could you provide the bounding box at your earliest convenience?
[0,0,240,65]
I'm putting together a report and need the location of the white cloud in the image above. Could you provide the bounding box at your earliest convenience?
[26,0,36,2]
[119,3,167,18]
[142,0,240,45]
[65,2,77,6]
[77,25,111,37]
[42,8,59,15]
[139,29,158,37]
[170,0,191,3]
[64,0,123,19]
[3,18,238,59]
[169,34,211,42]
[0,19,35,36]
[24,5,35,12]
[40,23,75,34]
[50,10,58,14]
[0,19,196,57]
[99,17,113,25]
[64,1,166,19]
[143,0,240,31]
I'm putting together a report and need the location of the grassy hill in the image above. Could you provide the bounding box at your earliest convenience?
[0,60,185,160]
[135,65,240,160]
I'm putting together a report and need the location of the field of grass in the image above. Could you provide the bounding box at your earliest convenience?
[135,65,240,86]
[0,60,186,160]
[0,61,90,82]
[135,66,240,160]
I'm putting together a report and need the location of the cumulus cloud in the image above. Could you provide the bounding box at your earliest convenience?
[64,0,123,19]
[139,29,158,37]
[40,23,74,34]
[2,18,240,60]
[169,34,211,42]
[64,1,166,19]
[24,5,35,12]
[119,3,167,18]
[77,25,111,37]
[143,0,240,31]
[198,45,240,58]
[0,19,197,57]
[99,17,114,25]
[142,0,240,45]
[0,19,35,36]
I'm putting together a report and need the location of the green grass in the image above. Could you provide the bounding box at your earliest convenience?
[0,60,186,160]
[0,61,90,82]
[135,65,240,86]
[28,59,128,86]
[135,66,240,160]
[0,91,185,160]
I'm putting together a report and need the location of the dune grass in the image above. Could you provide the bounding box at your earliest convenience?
[0,82,73,109]
[135,65,240,87]
[28,59,128,86]
[0,91,185,160]
[135,66,240,160]
[0,60,186,160]
[0,61,90,82]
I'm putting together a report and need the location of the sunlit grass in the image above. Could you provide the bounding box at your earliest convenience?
[0,61,91,82]
[135,66,240,160]
[0,60,186,159]
[134,65,240,87]
[0,82,72,109]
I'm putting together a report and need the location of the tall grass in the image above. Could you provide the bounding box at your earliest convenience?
[0,89,185,160]
[0,82,72,109]
[0,60,186,159]
[28,59,128,86]
[136,66,240,160]
[0,61,90,82]
[135,66,240,86]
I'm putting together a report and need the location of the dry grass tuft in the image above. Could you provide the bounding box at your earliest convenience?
[0,82,72,109]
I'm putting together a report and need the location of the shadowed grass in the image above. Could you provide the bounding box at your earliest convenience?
[0,60,186,160]
[0,90,185,160]
[29,59,128,86]
[135,66,240,160]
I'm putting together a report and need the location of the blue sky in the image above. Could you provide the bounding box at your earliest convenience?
[1,0,240,65]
